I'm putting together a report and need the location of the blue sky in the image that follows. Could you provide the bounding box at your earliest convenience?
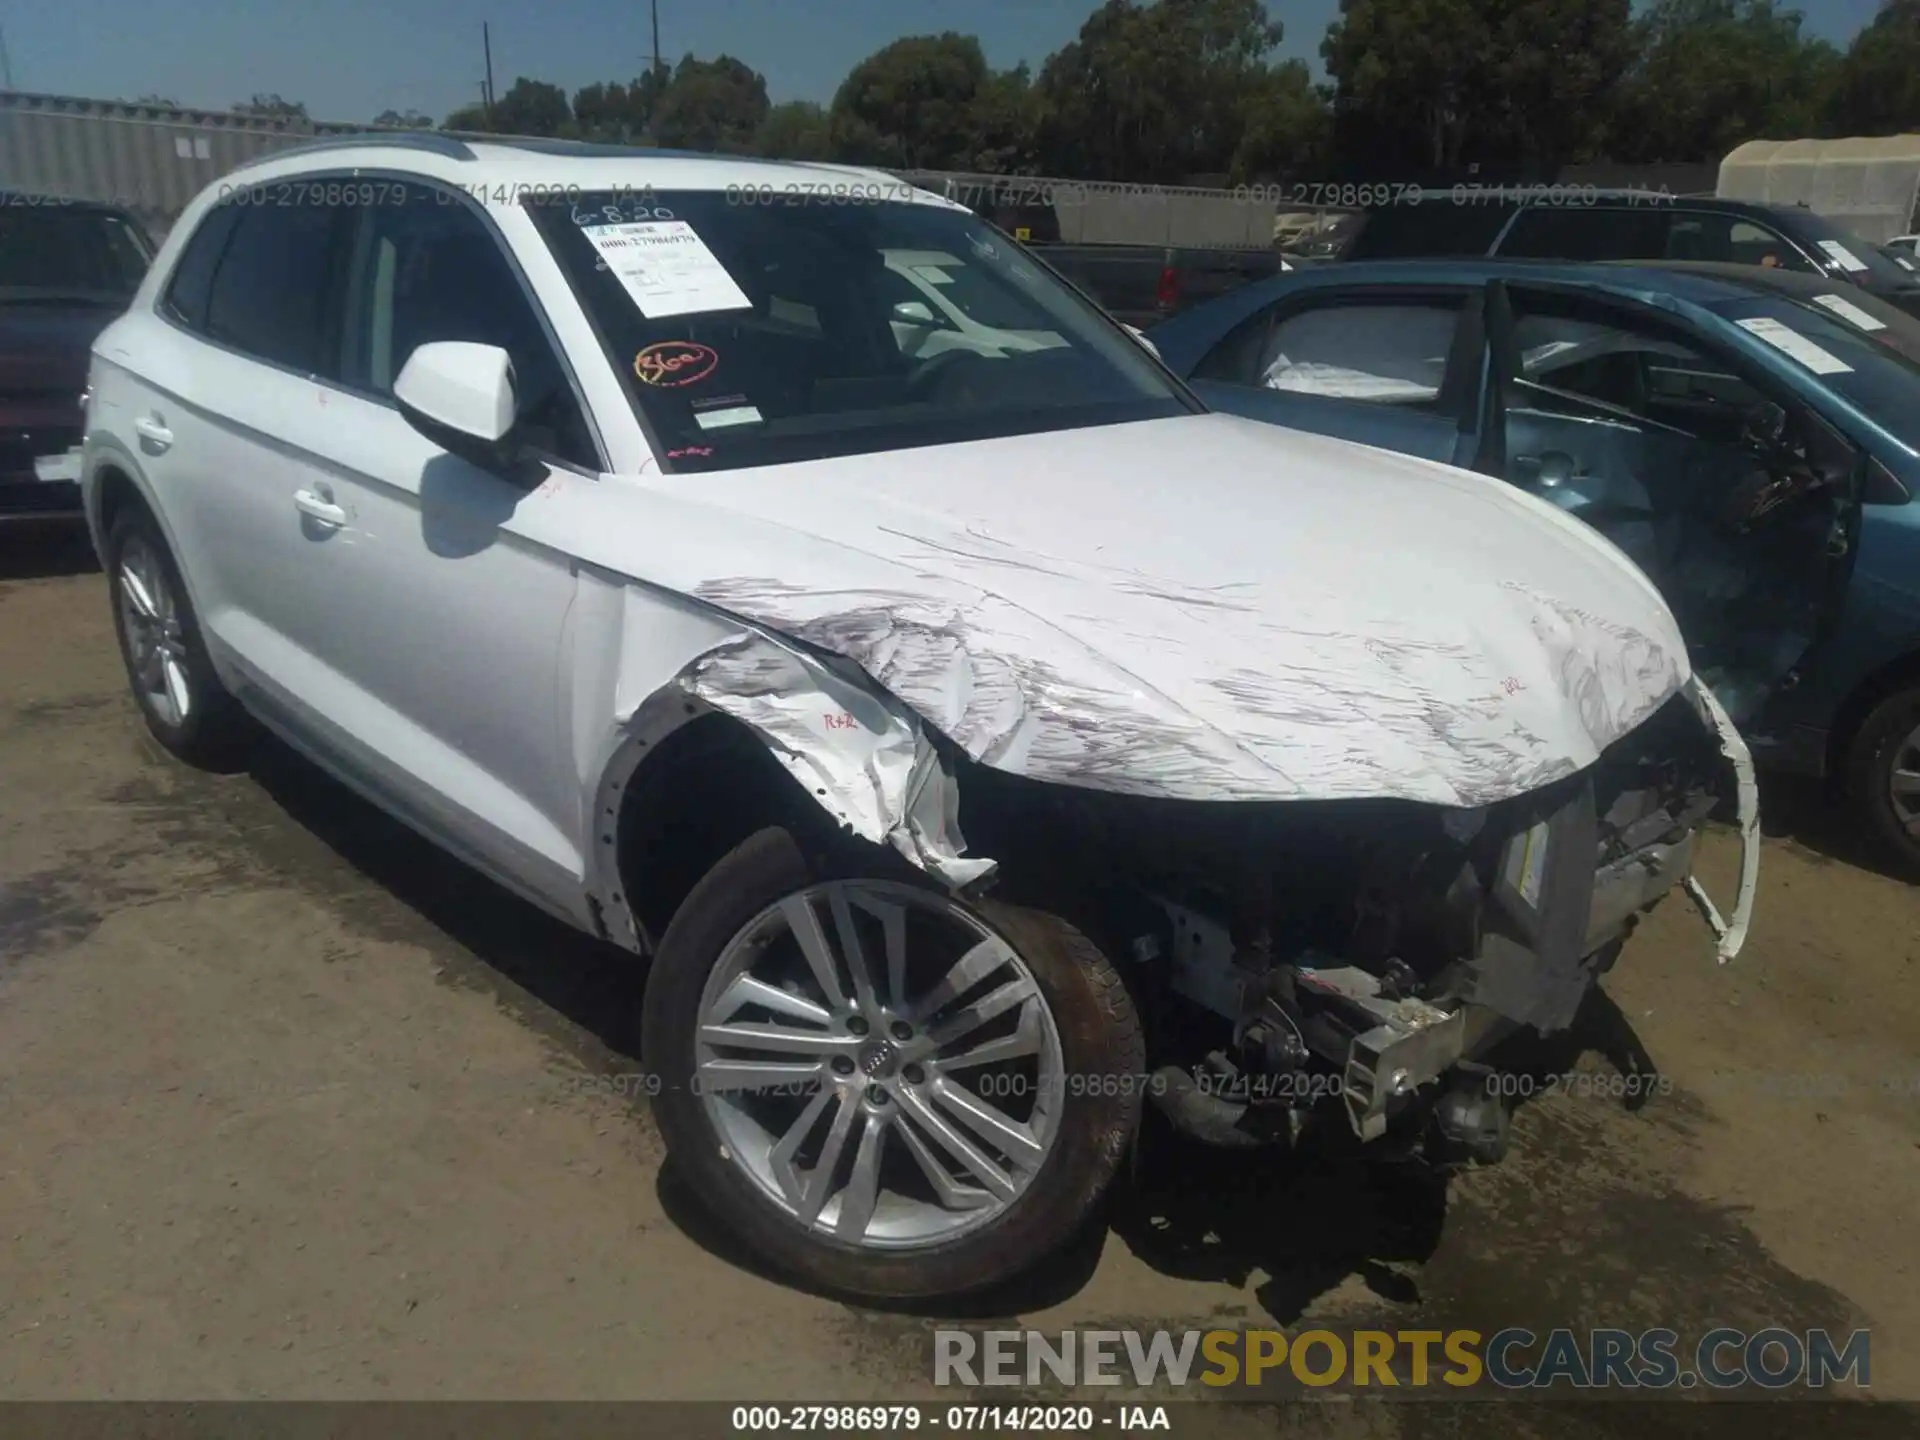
[1,0,1887,125]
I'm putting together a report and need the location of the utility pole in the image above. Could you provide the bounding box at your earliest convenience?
[651,0,661,80]
[482,23,495,124]
[0,23,16,91]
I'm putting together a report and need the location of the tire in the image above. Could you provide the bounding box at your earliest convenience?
[1846,683,1920,873]
[105,505,245,766]
[642,826,1145,1301]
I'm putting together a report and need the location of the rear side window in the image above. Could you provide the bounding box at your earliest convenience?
[160,203,240,331]
[204,201,343,373]
[1196,294,1466,407]
[1346,202,1511,260]
[1256,300,1464,404]
[1498,206,1670,260]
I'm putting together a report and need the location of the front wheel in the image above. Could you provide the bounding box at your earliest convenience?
[1847,684,1920,873]
[642,827,1144,1300]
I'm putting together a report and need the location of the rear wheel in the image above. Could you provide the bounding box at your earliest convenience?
[643,826,1144,1300]
[106,507,244,765]
[1846,683,1920,873]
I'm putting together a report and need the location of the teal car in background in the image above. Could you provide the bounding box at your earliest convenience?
[1149,258,1920,870]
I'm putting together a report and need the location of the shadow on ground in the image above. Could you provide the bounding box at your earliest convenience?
[1756,772,1914,885]
[231,725,651,1067]
[0,521,99,582]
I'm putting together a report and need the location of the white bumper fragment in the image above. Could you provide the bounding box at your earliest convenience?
[1683,677,1760,963]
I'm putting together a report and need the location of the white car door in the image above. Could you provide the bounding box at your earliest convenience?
[104,197,354,687]
[240,180,603,920]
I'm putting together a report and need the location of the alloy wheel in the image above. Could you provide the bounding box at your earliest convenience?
[694,880,1065,1250]
[1889,722,1920,835]
[116,535,193,729]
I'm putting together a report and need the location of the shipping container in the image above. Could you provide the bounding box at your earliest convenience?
[1,90,364,241]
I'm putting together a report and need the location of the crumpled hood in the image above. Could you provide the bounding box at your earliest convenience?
[622,411,1690,808]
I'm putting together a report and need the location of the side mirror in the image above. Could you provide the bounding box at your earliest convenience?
[394,341,519,470]
[1123,324,1162,362]
[891,300,937,325]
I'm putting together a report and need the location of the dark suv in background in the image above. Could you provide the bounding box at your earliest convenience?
[1344,190,1920,317]
[0,197,153,523]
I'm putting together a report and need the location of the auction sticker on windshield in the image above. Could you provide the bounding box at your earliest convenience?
[1816,239,1870,274]
[583,220,752,319]
[1811,293,1888,331]
[1737,316,1853,375]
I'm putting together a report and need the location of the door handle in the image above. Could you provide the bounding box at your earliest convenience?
[133,415,173,451]
[293,488,346,528]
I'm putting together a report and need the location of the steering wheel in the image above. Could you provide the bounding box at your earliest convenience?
[1717,463,1824,534]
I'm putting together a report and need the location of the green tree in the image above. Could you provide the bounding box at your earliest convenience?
[830,33,1000,170]
[491,77,572,137]
[967,64,1044,174]
[1829,0,1920,136]
[1323,0,1631,176]
[1036,0,1287,182]
[1231,59,1331,182]
[372,108,434,129]
[651,55,770,152]
[442,101,493,132]
[1606,0,1840,163]
[753,100,835,161]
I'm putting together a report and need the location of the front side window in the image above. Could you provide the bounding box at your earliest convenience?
[337,183,595,468]
[203,201,341,373]
[1666,214,1809,271]
[1508,305,1765,442]
[527,190,1191,473]
[0,206,151,306]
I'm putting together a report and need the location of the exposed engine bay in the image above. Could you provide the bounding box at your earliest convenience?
[957,688,1742,1165]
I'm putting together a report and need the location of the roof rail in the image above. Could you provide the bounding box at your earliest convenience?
[478,137,718,160]
[228,132,477,172]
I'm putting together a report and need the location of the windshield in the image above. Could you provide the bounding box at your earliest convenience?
[1782,209,1920,292]
[1709,293,1920,453]
[527,189,1192,472]
[0,205,151,303]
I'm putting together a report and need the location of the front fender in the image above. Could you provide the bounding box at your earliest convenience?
[576,577,994,954]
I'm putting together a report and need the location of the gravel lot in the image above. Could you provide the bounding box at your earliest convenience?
[3,525,1917,1433]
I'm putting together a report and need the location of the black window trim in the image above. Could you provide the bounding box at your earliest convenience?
[152,166,608,477]
[1194,282,1486,426]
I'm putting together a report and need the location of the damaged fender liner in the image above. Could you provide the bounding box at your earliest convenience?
[674,628,995,890]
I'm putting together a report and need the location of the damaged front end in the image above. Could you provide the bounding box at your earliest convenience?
[935,675,1755,1165]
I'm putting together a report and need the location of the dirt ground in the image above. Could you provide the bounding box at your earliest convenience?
[3,525,1918,1433]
